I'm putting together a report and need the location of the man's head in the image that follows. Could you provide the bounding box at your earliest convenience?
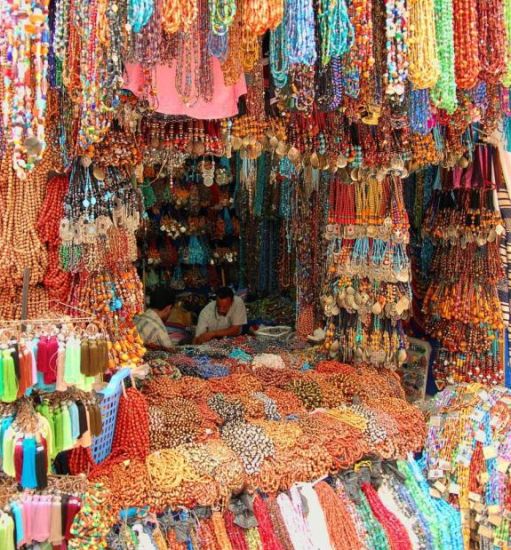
[215,287,234,316]
[149,288,175,320]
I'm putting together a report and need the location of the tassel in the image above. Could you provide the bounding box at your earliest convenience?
[21,438,38,489]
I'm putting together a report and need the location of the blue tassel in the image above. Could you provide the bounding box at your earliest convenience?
[21,437,38,489]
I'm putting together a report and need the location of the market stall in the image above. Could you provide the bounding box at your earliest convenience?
[2,0,511,547]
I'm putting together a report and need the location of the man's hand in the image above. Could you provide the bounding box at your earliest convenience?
[195,332,214,345]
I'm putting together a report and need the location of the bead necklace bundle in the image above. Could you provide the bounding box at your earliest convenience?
[452,0,480,89]
[37,175,72,305]
[1,0,50,178]
[383,0,408,101]
[478,0,506,84]
[70,267,146,368]
[322,170,411,366]
[0,109,62,319]
[423,384,511,549]
[421,151,506,387]
[407,0,439,90]
[53,0,125,151]
[430,0,457,113]
[68,483,114,549]
[343,0,374,105]
[60,161,142,274]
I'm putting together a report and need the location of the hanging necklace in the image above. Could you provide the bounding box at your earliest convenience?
[286,0,316,66]
[161,0,198,34]
[477,0,506,84]
[2,0,50,178]
[430,0,457,113]
[383,0,408,101]
[408,88,431,136]
[318,0,353,67]
[128,0,154,33]
[344,0,373,105]
[407,0,439,89]
[452,0,480,89]
[269,22,289,89]
[209,0,236,35]
[503,0,511,86]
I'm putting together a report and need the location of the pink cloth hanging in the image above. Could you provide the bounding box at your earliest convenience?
[124,57,246,119]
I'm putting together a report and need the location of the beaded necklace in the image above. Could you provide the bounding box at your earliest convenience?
[430,0,457,113]
[407,0,439,89]
[503,0,511,87]
[477,0,506,84]
[452,0,480,89]
[209,0,236,35]
[318,0,353,67]
[344,0,373,104]
[162,0,198,33]
[408,88,431,136]
[128,0,154,33]
[383,0,408,101]
[286,0,316,66]
[2,0,50,177]
[269,23,289,89]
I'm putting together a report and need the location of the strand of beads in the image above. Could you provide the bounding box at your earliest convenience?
[430,0,457,113]
[286,0,316,66]
[407,0,439,89]
[452,0,480,89]
[409,88,431,135]
[269,23,289,88]
[384,0,408,101]
[503,0,511,87]
[344,0,374,104]
[2,0,50,178]
[209,0,236,35]
[161,0,198,33]
[318,0,353,67]
[477,0,506,84]
[128,0,154,33]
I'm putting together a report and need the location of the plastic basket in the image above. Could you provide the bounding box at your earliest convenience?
[253,326,293,341]
[92,368,131,464]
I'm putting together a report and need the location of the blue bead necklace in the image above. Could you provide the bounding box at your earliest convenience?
[269,23,289,88]
[409,88,431,136]
[128,0,154,33]
[318,0,353,66]
[286,0,316,66]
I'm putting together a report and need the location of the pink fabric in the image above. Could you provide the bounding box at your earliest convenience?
[124,57,246,119]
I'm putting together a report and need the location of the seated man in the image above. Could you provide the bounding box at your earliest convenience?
[134,288,175,349]
[194,287,247,344]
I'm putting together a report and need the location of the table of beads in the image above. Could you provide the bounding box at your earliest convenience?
[321,169,412,365]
